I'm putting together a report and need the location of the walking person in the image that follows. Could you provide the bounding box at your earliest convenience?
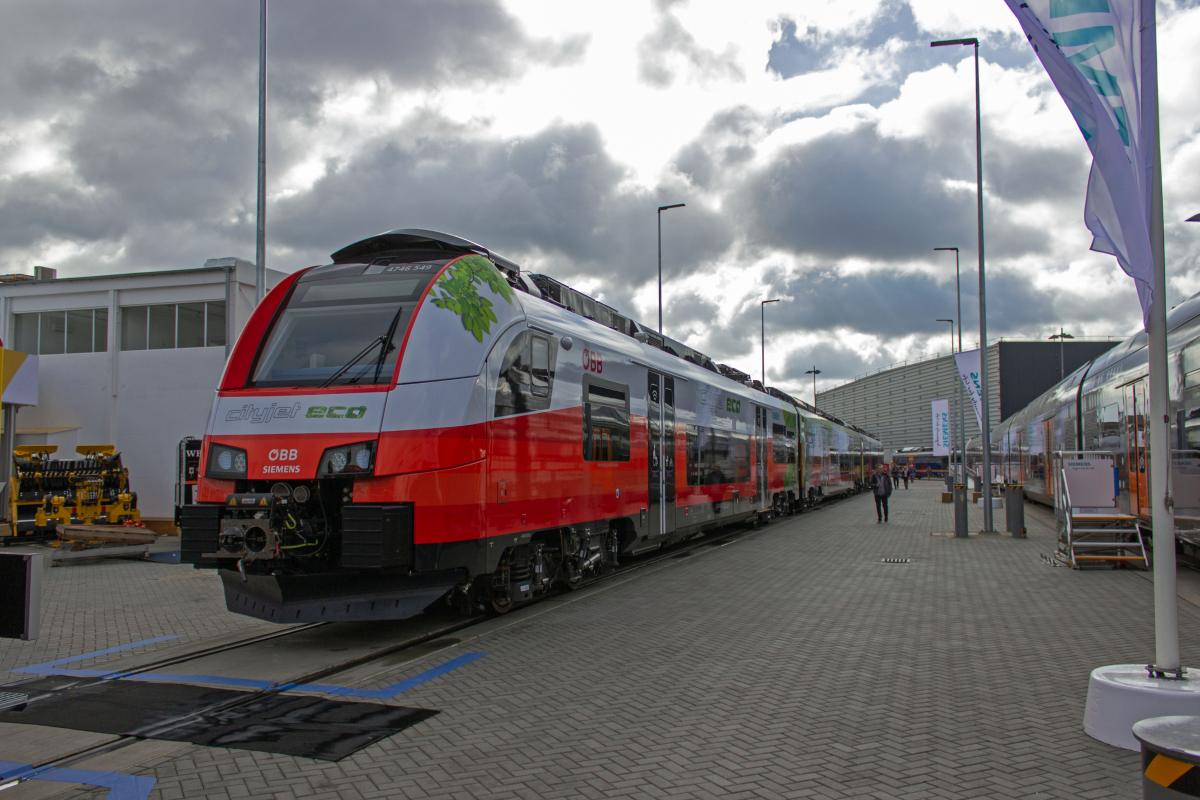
[901,466,909,490]
[872,463,892,523]
[907,465,916,487]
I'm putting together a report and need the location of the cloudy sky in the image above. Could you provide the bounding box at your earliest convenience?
[2,0,1199,399]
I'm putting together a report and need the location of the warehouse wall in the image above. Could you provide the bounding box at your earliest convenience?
[817,340,1116,452]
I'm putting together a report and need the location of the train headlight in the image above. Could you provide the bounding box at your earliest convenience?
[318,441,375,477]
[207,443,248,480]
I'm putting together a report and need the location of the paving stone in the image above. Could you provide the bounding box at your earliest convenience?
[7,481,1199,798]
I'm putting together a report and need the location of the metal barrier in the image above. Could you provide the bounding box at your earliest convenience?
[1133,716,1200,798]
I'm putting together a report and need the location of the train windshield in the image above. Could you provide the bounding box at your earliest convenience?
[251,270,433,387]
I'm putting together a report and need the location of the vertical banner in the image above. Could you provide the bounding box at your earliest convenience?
[1001,0,1157,325]
[931,399,950,456]
[955,349,983,430]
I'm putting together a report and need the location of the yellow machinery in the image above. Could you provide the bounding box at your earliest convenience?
[9,444,140,539]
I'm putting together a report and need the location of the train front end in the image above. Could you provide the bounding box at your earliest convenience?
[179,230,522,622]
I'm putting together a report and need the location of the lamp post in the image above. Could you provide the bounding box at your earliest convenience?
[760,299,780,385]
[255,0,268,303]
[936,319,955,354]
[657,203,685,335]
[804,366,821,408]
[936,319,956,480]
[935,246,968,487]
[932,35,993,532]
[1048,327,1074,379]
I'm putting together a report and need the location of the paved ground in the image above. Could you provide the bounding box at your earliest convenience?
[2,480,1198,798]
[0,550,285,677]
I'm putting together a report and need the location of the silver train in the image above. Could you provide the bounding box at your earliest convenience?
[979,291,1200,559]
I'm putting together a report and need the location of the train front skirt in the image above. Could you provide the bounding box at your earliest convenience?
[219,569,462,623]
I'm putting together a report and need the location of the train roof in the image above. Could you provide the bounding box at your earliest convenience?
[327,228,880,443]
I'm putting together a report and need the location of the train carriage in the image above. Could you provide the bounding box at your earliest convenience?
[180,229,880,621]
[991,290,1200,559]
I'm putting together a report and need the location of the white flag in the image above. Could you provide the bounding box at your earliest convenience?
[931,399,951,456]
[955,349,984,430]
[1001,0,1158,326]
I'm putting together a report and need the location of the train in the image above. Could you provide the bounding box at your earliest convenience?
[984,290,1200,560]
[179,229,883,622]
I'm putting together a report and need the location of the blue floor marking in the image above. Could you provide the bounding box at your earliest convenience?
[14,635,178,675]
[0,760,154,800]
[15,640,486,699]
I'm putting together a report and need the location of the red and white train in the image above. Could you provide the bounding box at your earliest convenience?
[181,230,882,621]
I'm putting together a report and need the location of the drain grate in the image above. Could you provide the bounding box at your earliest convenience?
[880,557,911,564]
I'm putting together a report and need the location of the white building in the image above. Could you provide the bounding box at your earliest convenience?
[0,260,284,523]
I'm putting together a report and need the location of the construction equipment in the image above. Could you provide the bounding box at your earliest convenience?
[7,445,140,542]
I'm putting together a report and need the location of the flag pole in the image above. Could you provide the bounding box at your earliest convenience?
[1144,4,1179,675]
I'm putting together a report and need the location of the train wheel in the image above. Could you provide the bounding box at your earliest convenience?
[484,561,514,615]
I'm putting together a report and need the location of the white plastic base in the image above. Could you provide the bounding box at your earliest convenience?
[1083,664,1200,750]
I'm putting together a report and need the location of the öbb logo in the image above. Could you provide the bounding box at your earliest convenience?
[305,405,368,419]
[268,448,299,462]
[582,348,604,374]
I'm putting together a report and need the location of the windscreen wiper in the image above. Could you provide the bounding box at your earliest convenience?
[370,307,407,384]
[320,336,386,388]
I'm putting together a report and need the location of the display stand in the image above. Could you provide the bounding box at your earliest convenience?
[1053,451,1148,569]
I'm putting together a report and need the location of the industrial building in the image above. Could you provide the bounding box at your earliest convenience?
[815,339,1119,453]
[0,260,284,523]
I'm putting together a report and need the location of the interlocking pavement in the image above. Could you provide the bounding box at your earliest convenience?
[4,480,1197,798]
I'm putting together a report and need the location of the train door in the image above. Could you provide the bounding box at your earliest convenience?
[1126,379,1150,516]
[755,405,768,509]
[647,372,676,543]
[1042,418,1054,500]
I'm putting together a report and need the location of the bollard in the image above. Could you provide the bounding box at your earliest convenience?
[1132,715,1200,798]
[1005,484,1026,538]
[953,483,968,538]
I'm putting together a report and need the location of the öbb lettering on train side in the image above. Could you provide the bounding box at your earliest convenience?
[582,348,604,374]
[305,405,368,419]
[726,397,742,414]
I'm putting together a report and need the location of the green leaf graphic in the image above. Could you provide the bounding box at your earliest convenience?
[430,255,514,342]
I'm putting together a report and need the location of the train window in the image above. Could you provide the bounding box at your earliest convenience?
[686,426,751,485]
[495,332,554,417]
[531,335,551,398]
[584,378,629,461]
[772,423,794,464]
[251,271,430,387]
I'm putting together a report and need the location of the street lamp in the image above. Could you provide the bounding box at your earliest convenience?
[936,319,955,353]
[934,247,962,353]
[936,318,957,481]
[657,203,686,335]
[1048,327,1075,379]
[935,246,968,491]
[804,366,821,408]
[760,299,780,385]
[932,35,993,532]
[255,0,268,303]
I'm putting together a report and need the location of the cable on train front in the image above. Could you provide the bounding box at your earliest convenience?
[179,230,524,623]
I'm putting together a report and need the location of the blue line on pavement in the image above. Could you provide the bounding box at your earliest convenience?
[0,760,154,800]
[282,651,488,698]
[13,651,486,699]
[14,635,178,675]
